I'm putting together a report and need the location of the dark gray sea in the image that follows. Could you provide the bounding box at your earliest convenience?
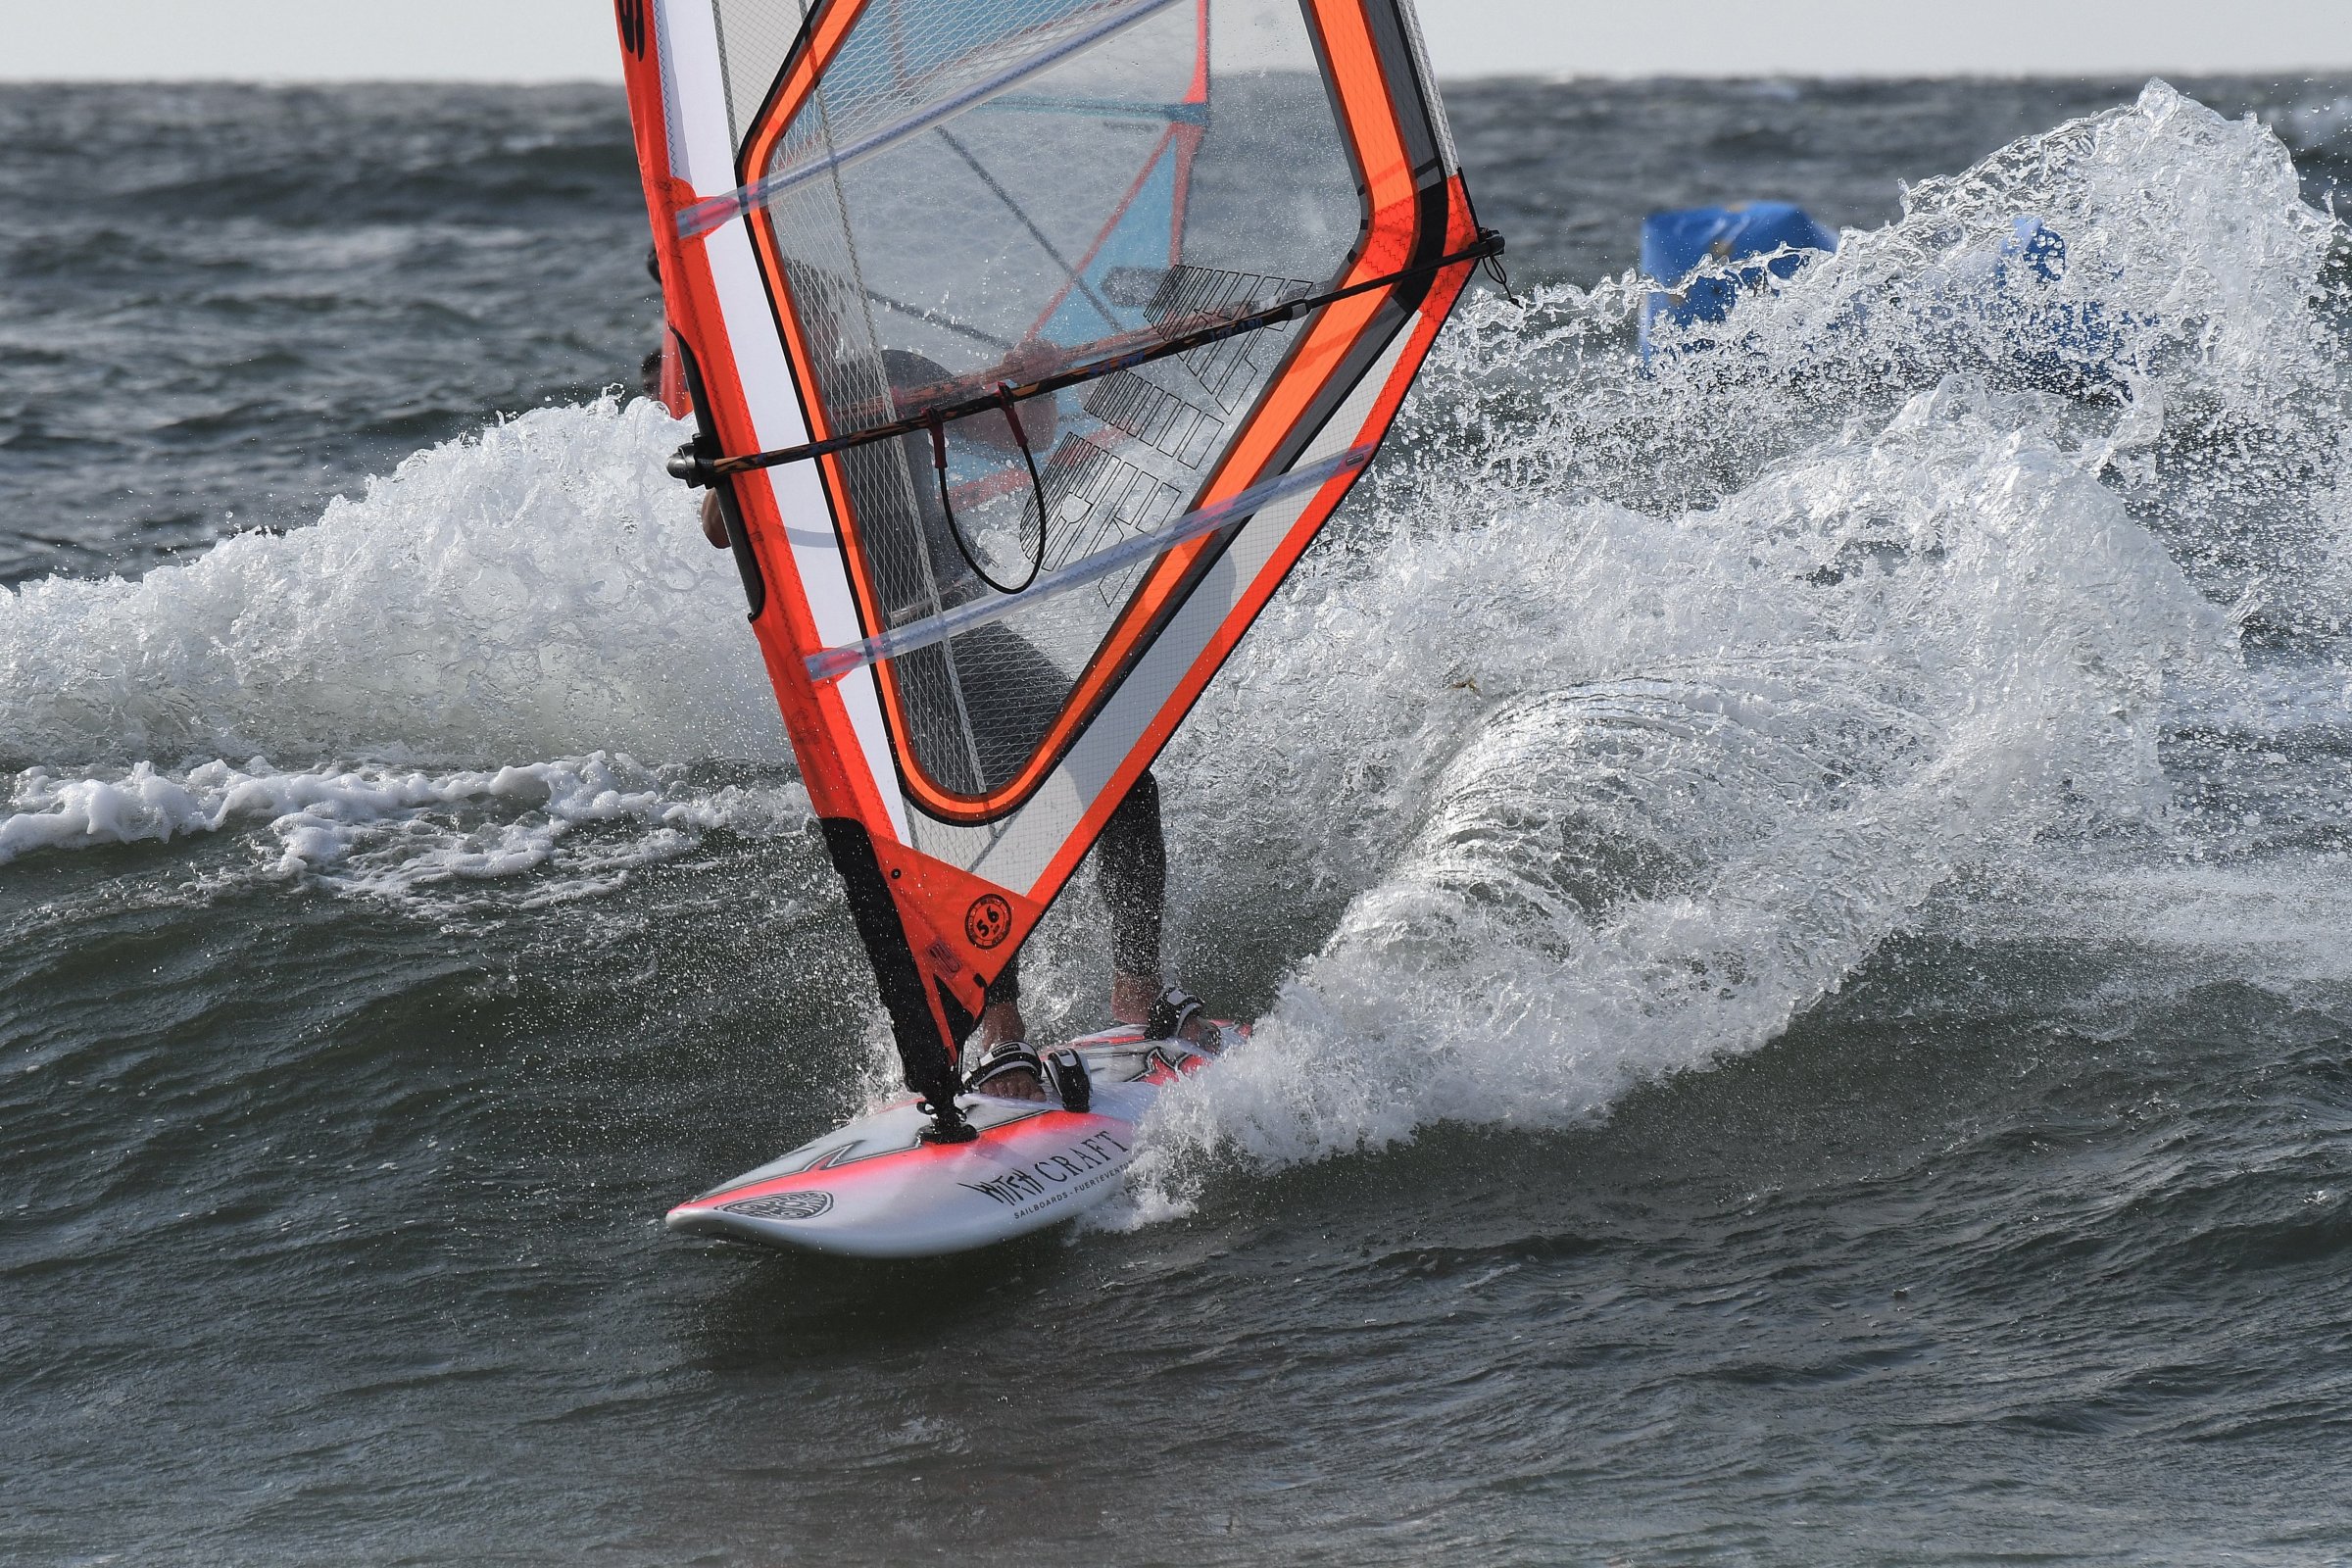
[7,74,2352,1564]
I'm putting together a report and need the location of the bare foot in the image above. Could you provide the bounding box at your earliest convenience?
[1113,973,1212,1044]
[973,1063,1049,1102]
[1110,972,1155,1026]
[966,1019,1050,1102]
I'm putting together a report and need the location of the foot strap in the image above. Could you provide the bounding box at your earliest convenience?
[1146,986,1203,1043]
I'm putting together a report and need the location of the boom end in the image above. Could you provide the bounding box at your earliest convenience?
[667,438,716,489]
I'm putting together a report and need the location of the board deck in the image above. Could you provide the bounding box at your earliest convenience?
[665,1022,1239,1258]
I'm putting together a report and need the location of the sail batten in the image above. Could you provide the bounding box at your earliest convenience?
[617,0,1489,1118]
[807,443,1372,682]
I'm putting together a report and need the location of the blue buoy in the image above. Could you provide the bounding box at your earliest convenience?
[1637,205,2138,393]
[1996,215,2070,287]
[1987,216,2133,391]
[1640,202,1838,358]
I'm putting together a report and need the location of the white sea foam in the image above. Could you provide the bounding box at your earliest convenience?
[1,751,808,899]
[0,395,781,771]
[1127,82,2351,1180]
[0,396,796,896]
[1946,848,2352,1005]
[1144,383,2234,1172]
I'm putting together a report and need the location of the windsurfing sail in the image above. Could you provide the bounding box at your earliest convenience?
[616,0,1494,1136]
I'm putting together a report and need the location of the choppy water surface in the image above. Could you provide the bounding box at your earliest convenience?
[8,75,2352,1565]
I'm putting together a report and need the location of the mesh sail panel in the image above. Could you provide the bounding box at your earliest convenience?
[770,0,1156,177]
[1391,0,1456,172]
[710,0,814,150]
[753,0,1360,806]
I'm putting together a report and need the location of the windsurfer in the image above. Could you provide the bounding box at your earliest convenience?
[689,348,1214,1092]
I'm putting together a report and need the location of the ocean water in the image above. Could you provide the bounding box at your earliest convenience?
[7,74,2352,1565]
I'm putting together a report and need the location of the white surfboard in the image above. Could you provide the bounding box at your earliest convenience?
[664,1022,1238,1258]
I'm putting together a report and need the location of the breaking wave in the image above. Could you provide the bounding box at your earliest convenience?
[5,82,2348,1184]
[0,397,798,892]
[1132,81,2352,1175]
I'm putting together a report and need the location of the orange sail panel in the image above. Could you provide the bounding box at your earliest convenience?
[616,0,1487,1116]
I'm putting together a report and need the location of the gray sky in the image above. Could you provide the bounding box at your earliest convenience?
[7,0,2349,81]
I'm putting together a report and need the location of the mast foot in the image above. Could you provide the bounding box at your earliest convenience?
[917,1098,978,1145]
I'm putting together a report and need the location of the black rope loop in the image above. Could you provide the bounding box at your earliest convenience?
[932,397,1048,596]
[1481,241,1514,298]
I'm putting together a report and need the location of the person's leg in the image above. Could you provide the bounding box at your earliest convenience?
[1095,771,1166,1025]
[940,622,1064,1053]
[976,952,1025,1048]
[974,770,1198,1053]
[930,628,1179,1046]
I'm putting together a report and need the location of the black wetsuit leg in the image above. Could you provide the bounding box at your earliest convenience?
[984,769,1164,1006]
[1095,770,1165,980]
[879,364,1167,1018]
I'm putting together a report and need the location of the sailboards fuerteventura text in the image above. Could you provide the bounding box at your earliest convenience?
[614,0,1497,1140]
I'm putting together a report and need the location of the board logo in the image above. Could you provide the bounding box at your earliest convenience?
[724,1191,833,1221]
[964,894,1013,950]
[614,0,648,58]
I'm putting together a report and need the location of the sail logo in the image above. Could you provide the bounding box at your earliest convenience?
[614,0,648,58]
[964,895,1013,950]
